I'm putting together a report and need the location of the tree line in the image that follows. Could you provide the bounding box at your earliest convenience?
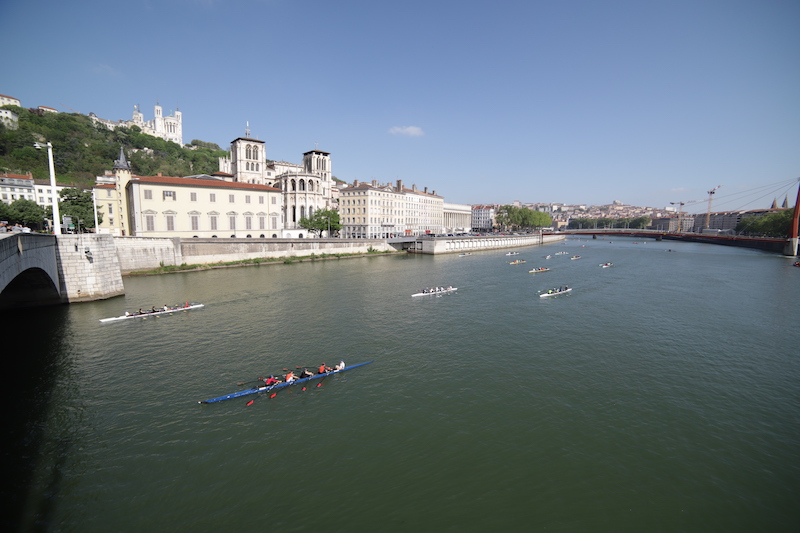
[494,205,553,231]
[567,216,652,229]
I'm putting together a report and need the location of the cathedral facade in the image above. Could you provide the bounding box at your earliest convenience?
[219,130,334,237]
[89,103,183,146]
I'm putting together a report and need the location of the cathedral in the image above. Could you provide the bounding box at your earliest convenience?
[88,103,183,146]
[218,127,334,237]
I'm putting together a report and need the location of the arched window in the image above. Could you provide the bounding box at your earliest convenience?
[246,145,252,159]
[299,180,306,191]
[255,163,259,171]
[308,181,314,192]
[299,206,305,219]
[251,146,258,160]
[291,180,297,191]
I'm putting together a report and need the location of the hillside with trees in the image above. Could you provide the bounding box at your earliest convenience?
[0,106,229,189]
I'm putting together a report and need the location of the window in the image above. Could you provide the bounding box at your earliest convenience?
[245,195,251,204]
[246,216,252,230]
[229,216,236,230]
[144,190,153,200]
[229,194,235,203]
[259,196,264,204]
[191,192,197,202]
[271,196,276,204]
[166,215,175,231]
[210,193,216,202]
[210,216,218,230]
[191,216,199,231]
[146,215,155,231]
[108,205,113,215]
[163,190,176,201]
[259,216,265,230]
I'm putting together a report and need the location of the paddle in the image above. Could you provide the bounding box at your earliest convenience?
[237,378,264,386]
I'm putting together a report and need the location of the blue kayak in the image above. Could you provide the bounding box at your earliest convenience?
[199,361,373,404]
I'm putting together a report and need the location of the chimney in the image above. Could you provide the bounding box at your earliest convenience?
[424,187,428,194]
[372,179,378,187]
[412,184,417,192]
[353,179,359,186]
[396,179,403,192]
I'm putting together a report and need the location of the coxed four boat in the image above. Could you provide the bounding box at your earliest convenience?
[100,303,204,323]
[199,361,373,404]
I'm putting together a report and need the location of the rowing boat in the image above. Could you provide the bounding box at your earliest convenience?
[412,287,458,297]
[100,303,204,322]
[509,260,526,264]
[539,288,572,298]
[199,361,373,404]
[529,267,550,273]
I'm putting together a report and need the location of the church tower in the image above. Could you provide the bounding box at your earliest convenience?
[227,124,266,184]
[113,147,133,236]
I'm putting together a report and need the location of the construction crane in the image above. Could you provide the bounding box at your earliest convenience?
[670,199,701,232]
[704,185,722,229]
[670,201,685,233]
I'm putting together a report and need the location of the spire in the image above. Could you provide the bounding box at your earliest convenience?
[782,196,789,209]
[114,147,131,170]
[771,198,778,209]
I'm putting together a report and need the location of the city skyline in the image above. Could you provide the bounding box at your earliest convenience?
[3,0,798,215]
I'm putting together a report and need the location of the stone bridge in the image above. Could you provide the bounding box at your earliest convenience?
[0,233,125,310]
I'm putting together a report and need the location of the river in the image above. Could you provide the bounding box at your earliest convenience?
[7,236,800,532]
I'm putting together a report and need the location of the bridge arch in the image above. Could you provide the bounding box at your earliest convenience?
[0,234,62,310]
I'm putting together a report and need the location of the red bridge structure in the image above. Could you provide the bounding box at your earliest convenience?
[547,184,800,257]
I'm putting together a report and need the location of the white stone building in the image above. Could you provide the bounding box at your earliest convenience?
[338,179,447,238]
[471,205,497,232]
[95,149,283,238]
[89,103,183,145]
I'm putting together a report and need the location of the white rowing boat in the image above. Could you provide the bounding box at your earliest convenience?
[100,303,205,322]
[539,288,572,298]
[412,287,457,297]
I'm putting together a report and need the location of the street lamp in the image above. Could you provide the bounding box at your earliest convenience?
[34,141,61,235]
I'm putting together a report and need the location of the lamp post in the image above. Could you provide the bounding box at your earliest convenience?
[34,141,61,234]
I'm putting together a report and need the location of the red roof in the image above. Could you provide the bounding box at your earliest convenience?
[131,175,281,192]
[0,173,32,180]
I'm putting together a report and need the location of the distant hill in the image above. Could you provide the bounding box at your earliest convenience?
[0,106,228,189]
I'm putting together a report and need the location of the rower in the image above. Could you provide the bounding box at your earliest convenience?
[318,363,331,374]
[334,360,345,371]
[299,368,313,379]
[285,371,296,382]
[264,375,281,386]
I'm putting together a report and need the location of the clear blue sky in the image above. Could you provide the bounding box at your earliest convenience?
[3,0,798,213]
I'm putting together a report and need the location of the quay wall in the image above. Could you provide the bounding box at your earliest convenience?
[113,237,394,273]
[409,233,565,254]
[56,234,125,302]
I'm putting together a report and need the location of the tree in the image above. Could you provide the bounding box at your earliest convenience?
[9,198,45,229]
[299,208,342,237]
[59,187,101,230]
[736,209,793,237]
[495,205,553,231]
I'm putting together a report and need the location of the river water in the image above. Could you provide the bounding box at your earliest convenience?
[7,237,800,532]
